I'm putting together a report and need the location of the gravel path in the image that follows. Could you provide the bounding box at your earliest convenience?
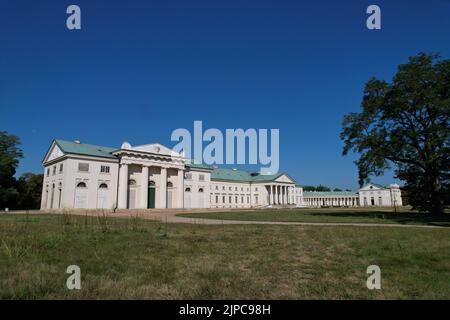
[7,208,447,229]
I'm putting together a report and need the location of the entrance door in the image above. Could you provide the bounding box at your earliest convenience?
[74,182,88,208]
[184,188,192,209]
[148,187,155,208]
[97,184,109,209]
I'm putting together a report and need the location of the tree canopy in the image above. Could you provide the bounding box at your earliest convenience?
[0,131,23,209]
[341,53,449,215]
[0,132,42,210]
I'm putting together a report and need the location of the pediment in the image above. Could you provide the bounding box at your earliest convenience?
[275,174,295,183]
[132,143,181,157]
[360,183,386,191]
[43,142,65,163]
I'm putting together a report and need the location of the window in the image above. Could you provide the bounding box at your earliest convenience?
[149,181,155,187]
[76,182,87,188]
[378,197,382,205]
[185,173,192,180]
[185,187,191,192]
[223,196,226,203]
[215,195,218,203]
[235,196,238,203]
[229,187,232,191]
[198,188,204,193]
[247,196,250,204]
[199,174,205,181]
[59,163,63,173]
[241,196,244,203]
[52,166,56,175]
[46,168,50,177]
[255,196,259,204]
[235,187,237,191]
[255,187,258,191]
[229,196,232,203]
[78,163,89,172]
[99,183,108,189]
[167,182,173,188]
[215,186,218,190]
[128,179,136,186]
[100,165,110,173]
[222,186,225,190]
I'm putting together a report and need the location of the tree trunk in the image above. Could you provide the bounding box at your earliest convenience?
[430,176,443,216]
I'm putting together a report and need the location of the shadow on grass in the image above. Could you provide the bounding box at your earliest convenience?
[303,210,450,227]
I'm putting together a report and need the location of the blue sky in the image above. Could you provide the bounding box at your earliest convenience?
[1,0,449,190]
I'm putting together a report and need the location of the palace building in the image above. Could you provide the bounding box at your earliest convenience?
[40,139,402,210]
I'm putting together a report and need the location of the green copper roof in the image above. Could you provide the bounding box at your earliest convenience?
[210,168,296,183]
[211,168,253,181]
[55,140,117,159]
[184,160,213,170]
[303,191,357,197]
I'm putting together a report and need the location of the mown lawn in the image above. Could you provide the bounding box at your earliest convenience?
[1,213,450,299]
[177,207,450,227]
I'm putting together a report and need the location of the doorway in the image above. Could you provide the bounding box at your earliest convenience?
[148,181,155,208]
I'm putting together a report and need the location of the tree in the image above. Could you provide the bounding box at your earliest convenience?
[333,188,342,192]
[17,173,43,209]
[341,53,449,215]
[303,185,331,192]
[0,132,23,209]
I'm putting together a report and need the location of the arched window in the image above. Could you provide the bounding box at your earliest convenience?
[148,181,155,187]
[198,188,204,193]
[76,182,87,188]
[167,182,173,188]
[99,183,108,189]
[128,179,136,186]
[185,187,191,192]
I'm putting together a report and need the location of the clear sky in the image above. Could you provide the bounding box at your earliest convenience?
[1,0,449,190]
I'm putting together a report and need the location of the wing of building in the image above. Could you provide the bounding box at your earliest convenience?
[41,140,303,210]
[40,139,402,210]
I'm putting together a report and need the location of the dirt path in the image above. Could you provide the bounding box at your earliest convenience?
[7,208,447,229]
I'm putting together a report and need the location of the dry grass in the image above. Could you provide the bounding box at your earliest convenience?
[0,213,449,299]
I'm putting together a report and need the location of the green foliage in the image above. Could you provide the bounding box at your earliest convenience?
[16,173,44,209]
[341,53,450,214]
[303,185,331,192]
[0,132,43,210]
[0,132,23,209]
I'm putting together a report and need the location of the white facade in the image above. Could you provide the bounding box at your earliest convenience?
[304,183,403,208]
[41,140,401,211]
[358,183,403,207]
[41,140,304,210]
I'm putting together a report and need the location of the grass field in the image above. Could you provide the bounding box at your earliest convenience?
[177,207,450,226]
[1,212,450,299]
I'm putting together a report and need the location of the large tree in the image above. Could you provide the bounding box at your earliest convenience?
[17,172,44,209]
[341,53,449,215]
[0,131,23,209]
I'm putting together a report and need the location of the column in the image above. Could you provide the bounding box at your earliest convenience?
[118,163,128,209]
[177,169,184,208]
[159,167,167,208]
[283,186,287,204]
[286,186,289,204]
[269,185,274,205]
[274,185,278,205]
[140,166,149,209]
[278,186,282,204]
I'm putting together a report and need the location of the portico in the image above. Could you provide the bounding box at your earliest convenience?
[114,142,185,209]
[266,184,296,206]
